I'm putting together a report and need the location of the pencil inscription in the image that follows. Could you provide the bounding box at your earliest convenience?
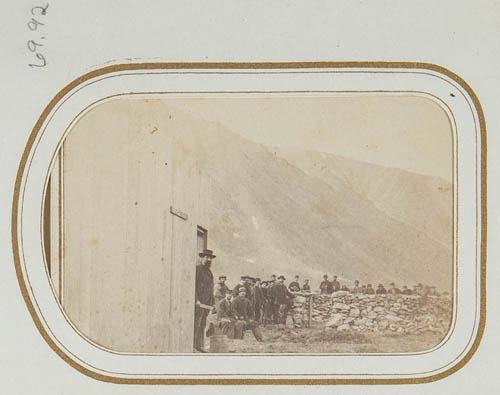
[27,3,49,68]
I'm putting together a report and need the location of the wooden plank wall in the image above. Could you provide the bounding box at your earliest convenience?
[61,99,192,352]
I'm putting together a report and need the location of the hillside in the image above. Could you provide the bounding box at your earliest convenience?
[168,106,453,292]
[275,150,452,248]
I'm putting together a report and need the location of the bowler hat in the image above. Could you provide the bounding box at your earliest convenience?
[238,287,247,293]
[199,249,216,258]
[219,275,227,280]
[278,275,286,280]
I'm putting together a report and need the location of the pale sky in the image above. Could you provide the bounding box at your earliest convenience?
[166,95,452,181]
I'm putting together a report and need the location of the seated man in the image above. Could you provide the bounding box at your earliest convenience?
[211,291,244,339]
[231,287,264,341]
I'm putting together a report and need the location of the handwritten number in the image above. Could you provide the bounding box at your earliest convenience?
[27,4,49,69]
[27,40,44,52]
[27,17,44,31]
[31,4,49,16]
[29,53,47,68]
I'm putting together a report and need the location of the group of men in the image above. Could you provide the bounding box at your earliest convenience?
[193,248,300,352]
[214,273,298,326]
[319,274,434,296]
[194,249,437,352]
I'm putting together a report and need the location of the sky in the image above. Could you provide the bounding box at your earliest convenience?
[165,95,453,181]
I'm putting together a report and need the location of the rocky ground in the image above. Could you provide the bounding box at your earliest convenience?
[215,322,447,353]
[205,291,452,353]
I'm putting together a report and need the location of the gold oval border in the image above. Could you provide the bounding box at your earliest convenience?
[11,61,486,385]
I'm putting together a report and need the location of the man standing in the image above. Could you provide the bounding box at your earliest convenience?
[267,276,279,324]
[320,274,331,294]
[331,275,341,293]
[194,249,216,352]
[376,283,387,294]
[214,275,230,304]
[273,275,296,325]
[288,275,300,292]
[261,281,273,324]
[251,278,265,322]
[232,288,263,341]
[352,280,363,293]
[302,279,311,292]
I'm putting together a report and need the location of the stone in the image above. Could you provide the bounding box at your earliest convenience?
[337,324,351,332]
[385,314,402,322]
[349,308,360,317]
[374,306,385,313]
[378,319,389,330]
[325,313,344,328]
[332,291,350,298]
[367,311,378,319]
[332,302,350,310]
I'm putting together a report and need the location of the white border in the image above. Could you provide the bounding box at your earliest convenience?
[15,68,481,379]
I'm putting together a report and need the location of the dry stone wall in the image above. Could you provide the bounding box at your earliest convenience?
[289,291,452,335]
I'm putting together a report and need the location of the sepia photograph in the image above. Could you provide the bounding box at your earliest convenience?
[42,94,454,355]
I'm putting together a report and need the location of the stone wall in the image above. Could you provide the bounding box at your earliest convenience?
[289,291,452,335]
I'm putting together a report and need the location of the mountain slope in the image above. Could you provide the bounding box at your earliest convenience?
[167,105,452,291]
[276,150,453,248]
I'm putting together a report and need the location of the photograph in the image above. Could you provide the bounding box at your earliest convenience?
[42,94,454,354]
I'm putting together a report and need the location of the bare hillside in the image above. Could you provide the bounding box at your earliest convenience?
[165,105,452,291]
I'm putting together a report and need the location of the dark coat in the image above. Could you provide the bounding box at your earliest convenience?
[302,283,311,291]
[215,282,230,302]
[376,287,387,295]
[216,298,233,319]
[272,282,295,305]
[195,264,214,305]
[320,280,332,294]
[231,295,253,320]
[331,280,340,292]
[251,286,265,306]
[288,281,300,291]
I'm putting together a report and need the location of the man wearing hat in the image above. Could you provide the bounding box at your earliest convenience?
[193,249,216,352]
[232,276,252,297]
[215,275,230,304]
[272,275,296,325]
[231,287,263,341]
